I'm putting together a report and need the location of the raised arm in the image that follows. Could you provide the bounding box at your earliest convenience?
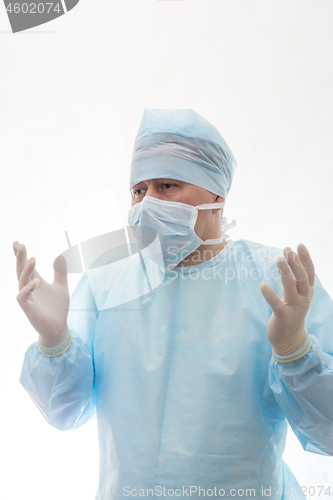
[15,241,97,431]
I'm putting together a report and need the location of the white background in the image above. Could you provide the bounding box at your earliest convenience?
[0,0,332,499]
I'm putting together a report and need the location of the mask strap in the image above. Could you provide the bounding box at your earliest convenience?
[201,217,237,245]
[196,202,225,210]
[194,201,227,245]
[201,235,225,245]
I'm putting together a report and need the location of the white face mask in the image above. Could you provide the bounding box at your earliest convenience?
[128,196,234,271]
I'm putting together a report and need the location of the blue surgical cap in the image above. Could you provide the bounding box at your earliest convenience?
[129,108,237,199]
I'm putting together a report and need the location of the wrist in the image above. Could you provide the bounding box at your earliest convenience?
[272,329,311,362]
[39,325,69,349]
[38,327,72,357]
[271,327,307,357]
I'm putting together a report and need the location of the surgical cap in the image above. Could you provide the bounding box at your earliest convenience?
[129,108,237,199]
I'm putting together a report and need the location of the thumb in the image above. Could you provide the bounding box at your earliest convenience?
[53,255,68,285]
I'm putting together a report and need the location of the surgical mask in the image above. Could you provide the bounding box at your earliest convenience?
[128,196,235,271]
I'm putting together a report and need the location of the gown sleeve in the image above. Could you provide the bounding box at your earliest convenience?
[268,272,333,456]
[20,270,97,431]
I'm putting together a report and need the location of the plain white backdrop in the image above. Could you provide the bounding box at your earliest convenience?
[0,1,332,499]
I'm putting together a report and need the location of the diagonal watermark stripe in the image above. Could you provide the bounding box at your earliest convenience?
[63,0,78,11]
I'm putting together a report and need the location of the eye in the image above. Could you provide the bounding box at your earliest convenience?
[163,183,174,190]
[132,188,146,196]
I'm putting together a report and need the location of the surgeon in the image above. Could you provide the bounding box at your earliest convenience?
[15,109,333,500]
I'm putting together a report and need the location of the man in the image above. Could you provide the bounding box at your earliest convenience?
[16,109,333,500]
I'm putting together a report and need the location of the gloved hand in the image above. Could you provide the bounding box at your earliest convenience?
[13,241,69,348]
[260,244,315,356]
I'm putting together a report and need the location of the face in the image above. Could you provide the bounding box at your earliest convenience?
[130,178,225,240]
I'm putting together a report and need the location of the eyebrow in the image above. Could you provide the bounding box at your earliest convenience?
[131,179,182,190]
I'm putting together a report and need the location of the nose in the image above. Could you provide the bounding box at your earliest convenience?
[145,186,164,200]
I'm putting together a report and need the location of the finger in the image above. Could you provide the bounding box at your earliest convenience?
[297,243,315,288]
[53,255,68,286]
[16,243,28,281]
[18,257,37,291]
[30,267,44,283]
[15,242,45,285]
[260,281,285,313]
[13,241,20,256]
[16,278,40,306]
[276,256,299,304]
[283,247,310,296]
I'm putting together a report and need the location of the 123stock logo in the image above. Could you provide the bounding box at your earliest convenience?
[3,0,79,33]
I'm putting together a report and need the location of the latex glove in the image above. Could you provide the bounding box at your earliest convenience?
[13,241,69,348]
[260,244,315,356]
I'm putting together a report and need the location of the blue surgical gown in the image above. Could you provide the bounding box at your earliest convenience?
[20,239,333,500]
